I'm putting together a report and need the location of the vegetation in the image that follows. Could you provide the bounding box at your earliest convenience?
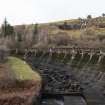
[32,23,38,44]
[1,15,105,48]
[0,56,41,105]
[8,56,41,81]
[1,18,14,38]
[0,45,9,63]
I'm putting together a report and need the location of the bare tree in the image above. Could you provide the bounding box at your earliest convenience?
[80,27,97,41]
[102,13,105,17]
[36,27,49,47]
[49,32,71,46]
[0,45,9,63]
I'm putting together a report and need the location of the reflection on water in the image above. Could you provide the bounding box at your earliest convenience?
[41,95,64,105]
[42,99,64,105]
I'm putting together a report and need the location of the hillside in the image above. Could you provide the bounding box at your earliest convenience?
[6,16,105,48]
[15,16,105,39]
[39,16,105,38]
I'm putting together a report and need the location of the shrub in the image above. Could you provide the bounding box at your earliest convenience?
[80,27,97,41]
[49,32,71,46]
[97,33,105,41]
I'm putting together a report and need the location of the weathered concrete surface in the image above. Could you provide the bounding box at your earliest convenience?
[64,96,87,105]
[84,87,105,105]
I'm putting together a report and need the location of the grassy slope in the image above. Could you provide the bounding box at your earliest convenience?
[41,17,105,38]
[49,28,81,38]
[15,16,105,39]
[8,57,41,81]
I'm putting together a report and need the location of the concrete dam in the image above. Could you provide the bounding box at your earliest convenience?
[24,47,105,105]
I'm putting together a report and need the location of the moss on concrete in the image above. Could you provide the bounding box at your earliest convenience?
[8,56,41,81]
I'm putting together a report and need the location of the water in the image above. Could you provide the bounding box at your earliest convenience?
[41,99,64,105]
[64,96,87,105]
[41,95,64,105]
[26,50,105,105]
[41,95,87,105]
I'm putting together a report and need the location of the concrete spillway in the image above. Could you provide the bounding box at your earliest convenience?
[25,48,105,105]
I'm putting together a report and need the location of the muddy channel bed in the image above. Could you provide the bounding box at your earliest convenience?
[0,80,41,105]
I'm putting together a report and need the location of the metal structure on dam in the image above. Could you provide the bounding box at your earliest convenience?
[16,47,105,105]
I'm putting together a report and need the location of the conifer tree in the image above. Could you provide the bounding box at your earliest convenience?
[33,23,38,44]
[1,18,14,37]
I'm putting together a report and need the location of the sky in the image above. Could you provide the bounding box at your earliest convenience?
[0,0,105,25]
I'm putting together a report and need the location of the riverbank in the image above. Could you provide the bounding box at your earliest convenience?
[0,56,42,105]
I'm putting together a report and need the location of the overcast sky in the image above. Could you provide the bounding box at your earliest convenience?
[0,0,105,25]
